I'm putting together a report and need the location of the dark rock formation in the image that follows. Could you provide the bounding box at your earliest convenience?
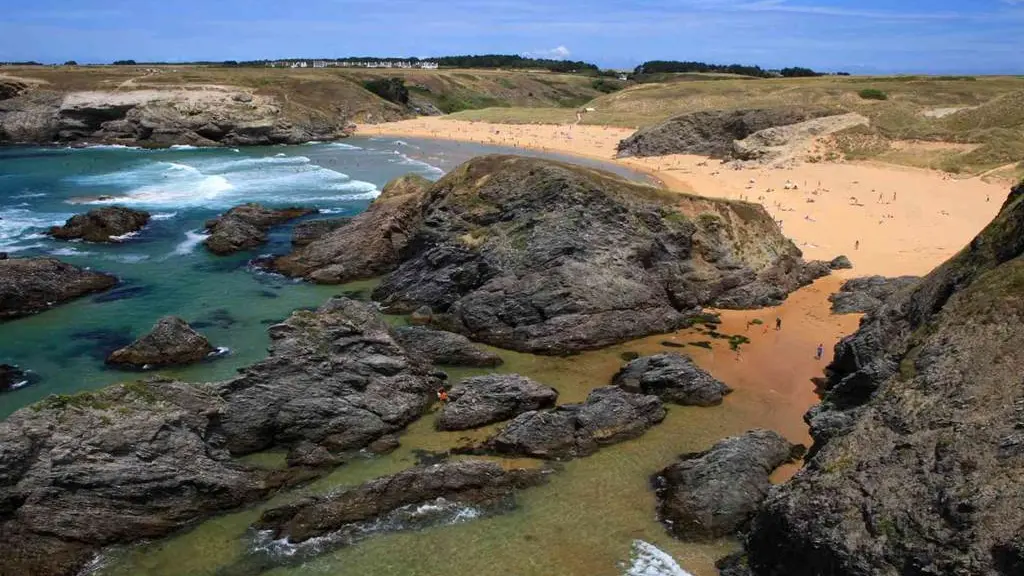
[254,460,545,544]
[616,107,833,158]
[828,255,853,270]
[363,78,410,106]
[0,257,117,320]
[613,353,732,406]
[479,387,666,459]
[106,316,216,368]
[291,217,351,246]
[214,297,441,455]
[0,87,355,147]
[0,364,36,392]
[204,203,316,255]
[828,275,919,314]
[48,206,150,242]
[270,174,432,283]
[436,374,558,431]
[653,429,800,540]
[394,326,503,367]
[363,156,826,354]
[0,379,297,576]
[744,183,1024,576]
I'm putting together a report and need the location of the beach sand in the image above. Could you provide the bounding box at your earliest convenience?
[361,118,1007,277]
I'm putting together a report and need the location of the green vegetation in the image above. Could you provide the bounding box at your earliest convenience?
[689,341,714,349]
[635,60,837,78]
[34,391,112,412]
[363,77,409,105]
[858,88,889,101]
[728,335,751,351]
[122,381,159,403]
[591,78,626,94]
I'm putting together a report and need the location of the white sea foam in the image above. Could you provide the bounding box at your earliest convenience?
[0,208,70,249]
[394,152,446,176]
[172,230,210,255]
[151,212,178,220]
[326,142,363,150]
[11,192,47,199]
[105,254,150,263]
[1,243,45,253]
[49,247,94,257]
[110,231,140,242]
[169,144,202,150]
[624,541,694,576]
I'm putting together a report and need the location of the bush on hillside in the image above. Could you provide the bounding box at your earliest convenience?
[858,88,889,101]
[363,78,409,105]
[591,78,626,93]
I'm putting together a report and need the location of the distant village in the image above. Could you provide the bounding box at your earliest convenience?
[266,60,439,70]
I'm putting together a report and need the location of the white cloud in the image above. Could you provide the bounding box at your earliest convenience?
[524,45,572,59]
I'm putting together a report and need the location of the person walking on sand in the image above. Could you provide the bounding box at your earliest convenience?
[855,239,860,250]
[775,317,782,331]
[816,343,824,360]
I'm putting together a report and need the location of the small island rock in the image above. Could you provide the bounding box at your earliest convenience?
[437,374,558,431]
[204,203,316,255]
[0,257,117,320]
[106,316,215,367]
[48,206,151,242]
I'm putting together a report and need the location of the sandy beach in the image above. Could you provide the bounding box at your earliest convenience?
[361,118,1008,277]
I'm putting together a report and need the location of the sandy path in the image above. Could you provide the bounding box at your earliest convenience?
[361,118,1007,277]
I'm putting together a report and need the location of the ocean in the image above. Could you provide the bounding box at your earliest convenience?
[0,137,649,418]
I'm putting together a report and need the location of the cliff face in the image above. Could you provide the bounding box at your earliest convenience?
[0,86,354,146]
[746,183,1024,576]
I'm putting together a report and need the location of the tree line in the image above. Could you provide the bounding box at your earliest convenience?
[634,60,847,78]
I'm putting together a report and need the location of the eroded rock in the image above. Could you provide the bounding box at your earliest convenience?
[291,217,351,246]
[106,316,216,368]
[48,206,150,242]
[613,353,732,406]
[0,257,117,320]
[436,374,558,431]
[394,326,503,367]
[204,203,316,255]
[828,275,919,314]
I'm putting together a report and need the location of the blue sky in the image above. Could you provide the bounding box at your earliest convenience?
[1,0,1022,73]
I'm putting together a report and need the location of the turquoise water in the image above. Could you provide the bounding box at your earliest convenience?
[0,138,649,418]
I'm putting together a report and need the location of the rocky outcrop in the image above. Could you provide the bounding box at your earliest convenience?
[394,326,503,367]
[653,430,800,540]
[215,297,441,456]
[743,183,1024,575]
[0,257,117,320]
[477,387,666,459]
[48,206,150,242]
[0,88,354,147]
[106,316,216,368]
[436,374,558,431]
[253,460,546,544]
[730,113,869,167]
[204,203,316,255]
[270,174,432,283]
[613,353,732,406]
[828,275,919,314]
[616,107,834,158]
[291,217,351,246]
[0,379,297,576]
[0,364,36,392]
[359,156,826,354]
[828,255,853,270]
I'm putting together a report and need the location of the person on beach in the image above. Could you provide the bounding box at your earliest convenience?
[816,343,824,360]
[437,388,449,403]
[775,317,782,331]
[855,239,860,250]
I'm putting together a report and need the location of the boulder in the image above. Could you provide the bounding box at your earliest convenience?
[744,183,1024,576]
[481,387,666,459]
[291,217,351,246]
[365,156,826,354]
[0,364,36,392]
[828,255,853,270]
[616,107,835,158]
[253,460,546,543]
[0,257,117,320]
[270,174,432,282]
[106,316,216,368]
[48,206,150,242]
[613,353,732,406]
[436,374,558,431]
[828,275,920,314]
[204,203,316,255]
[394,326,503,367]
[653,429,800,540]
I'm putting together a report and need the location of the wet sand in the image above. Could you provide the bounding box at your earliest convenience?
[361,118,1007,277]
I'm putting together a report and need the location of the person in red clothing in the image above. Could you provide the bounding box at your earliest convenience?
[437,388,449,402]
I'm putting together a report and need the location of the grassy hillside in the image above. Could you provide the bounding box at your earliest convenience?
[0,65,605,123]
[450,75,1024,176]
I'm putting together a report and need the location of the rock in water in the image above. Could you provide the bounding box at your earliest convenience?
[357,156,826,354]
[270,174,432,283]
[0,379,294,576]
[653,430,800,540]
[48,206,151,242]
[613,354,732,406]
[828,275,920,314]
[106,316,216,368]
[436,374,558,431]
[0,364,35,392]
[0,257,117,319]
[616,107,834,158]
[477,387,666,460]
[291,217,351,246]
[204,203,316,255]
[394,326,503,367]
[215,297,441,455]
[253,460,546,543]
[744,183,1024,576]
